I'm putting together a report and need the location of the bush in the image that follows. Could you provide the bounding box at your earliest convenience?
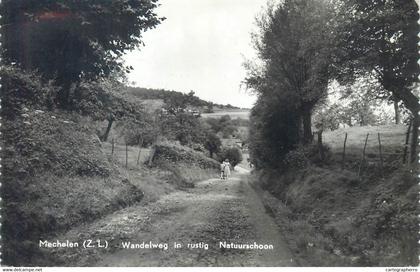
[1,110,144,266]
[203,132,221,158]
[3,112,112,178]
[284,147,309,170]
[304,143,332,165]
[1,66,56,119]
[153,143,220,170]
[220,147,243,168]
[284,143,331,169]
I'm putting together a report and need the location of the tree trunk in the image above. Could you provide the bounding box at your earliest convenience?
[317,131,325,161]
[388,86,418,165]
[410,112,419,164]
[102,117,114,142]
[302,110,313,144]
[136,137,144,165]
[57,80,72,109]
[393,99,400,125]
[148,145,157,167]
[403,120,412,164]
[298,116,304,144]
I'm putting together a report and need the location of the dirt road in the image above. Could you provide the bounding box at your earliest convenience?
[49,168,295,266]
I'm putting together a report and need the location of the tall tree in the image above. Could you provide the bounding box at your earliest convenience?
[74,78,146,142]
[1,0,163,108]
[335,0,419,162]
[204,132,222,158]
[247,0,335,144]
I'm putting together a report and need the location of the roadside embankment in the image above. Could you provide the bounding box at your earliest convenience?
[150,143,220,187]
[252,166,417,266]
[2,111,145,266]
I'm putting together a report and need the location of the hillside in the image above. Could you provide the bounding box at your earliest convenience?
[124,87,241,112]
[2,110,145,265]
[324,125,406,155]
[323,124,407,169]
[254,124,417,266]
[1,68,222,266]
[201,109,251,120]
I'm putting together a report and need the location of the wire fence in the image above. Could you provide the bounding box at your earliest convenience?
[102,140,151,169]
[316,124,411,176]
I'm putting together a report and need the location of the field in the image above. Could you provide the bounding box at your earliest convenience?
[102,142,152,168]
[322,124,408,164]
[201,110,250,120]
[323,124,406,151]
[256,123,416,266]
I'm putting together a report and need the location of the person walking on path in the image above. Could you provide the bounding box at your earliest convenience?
[223,159,231,180]
[220,161,225,179]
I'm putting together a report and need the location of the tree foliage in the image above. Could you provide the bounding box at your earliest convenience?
[246,0,335,144]
[0,66,56,119]
[204,115,241,139]
[314,76,386,130]
[245,0,335,168]
[204,132,222,158]
[1,0,164,107]
[73,78,150,141]
[335,0,419,162]
[220,147,243,168]
[335,0,419,99]
[248,94,301,169]
[125,87,240,111]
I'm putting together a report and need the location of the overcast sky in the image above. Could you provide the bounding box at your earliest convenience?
[123,0,268,109]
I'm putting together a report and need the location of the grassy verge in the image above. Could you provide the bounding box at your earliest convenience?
[253,164,417,266]
[2,111,146,266]
[151,142,220,187]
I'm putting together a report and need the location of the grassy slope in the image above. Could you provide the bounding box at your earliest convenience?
[2,111,148,265]
[201,110,251,120]
[324,124,406,161]
[151,142,220,186]
[124,86,241,111]
[255,124,417,266]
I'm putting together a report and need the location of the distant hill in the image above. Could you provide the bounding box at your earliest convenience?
[201,110,250,120]
[124,87,242,112]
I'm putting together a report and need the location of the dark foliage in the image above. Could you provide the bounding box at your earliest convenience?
[248,94,301,169]
[334,0,420,162]
[204,132,222,158]
[125,87,240,110]
[220,147,243,168]
[1,111,144,266]
[161,112,206,146]
[152,144,220,170]
[1,0,164,107]
[0,66,56,119]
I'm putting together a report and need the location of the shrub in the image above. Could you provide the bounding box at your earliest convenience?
[152,143,220,170]
[1,66,56,119]
[284,143,331,169]
[1,110,144,266]
[284,147,309,170]
[304,143,332,165]
[220,147,243,168]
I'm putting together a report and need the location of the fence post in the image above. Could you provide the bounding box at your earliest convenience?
[137,138,144,166]
[342,132,348,170]
[148,145,156,167]
[317,131,325,161]
[125,143,128,169]
[358,133,369,177]
[111,138,115,157]
[378,133,384,174]
[403,120,412,164]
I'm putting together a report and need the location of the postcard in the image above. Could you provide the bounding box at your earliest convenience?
[0,0,418,270]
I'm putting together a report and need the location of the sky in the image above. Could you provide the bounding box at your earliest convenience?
[123,0,268,109]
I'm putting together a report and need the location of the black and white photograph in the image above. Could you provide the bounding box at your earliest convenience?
[0,0,419,268]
